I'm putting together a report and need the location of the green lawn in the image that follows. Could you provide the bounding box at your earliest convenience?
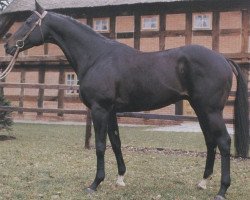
[0,123,249,200]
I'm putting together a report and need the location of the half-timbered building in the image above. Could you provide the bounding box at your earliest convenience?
[0,0,249,123]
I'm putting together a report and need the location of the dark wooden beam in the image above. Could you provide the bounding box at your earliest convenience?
[165,30,186,37]
[116,32,134,39]
[0,55,69,66]
[241,9,249,61]
[57,67,65,117]
[18,67,25,114]
[185,12,192,45]
[220,28,242,36]
[134,12,141,50]
[37,65,45,116]
[140,31,160,38]
[110,15,116,39]
[193,30,212,36]
[0,106,87,115]
[44,43,49,55]
[87,16,93,27]
[212,11,220,51]
[159,11,166,51]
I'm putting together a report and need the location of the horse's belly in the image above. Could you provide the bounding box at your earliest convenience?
[115,87,184,112]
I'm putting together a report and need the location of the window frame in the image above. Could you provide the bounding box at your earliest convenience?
[65,72,79,95]
[93,18,110,32]
[192,13,212,30]
[141,15,159,31]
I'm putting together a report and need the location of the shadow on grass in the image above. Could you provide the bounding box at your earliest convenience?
[0,135,16,141]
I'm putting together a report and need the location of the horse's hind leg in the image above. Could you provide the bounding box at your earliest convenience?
[107,110,126,186]
[215,121,231,200]
[195,110,231,200]
[198,137,217,189]
[196,112,218,190]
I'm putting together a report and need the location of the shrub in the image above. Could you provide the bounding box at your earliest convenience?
[0,93,13,131]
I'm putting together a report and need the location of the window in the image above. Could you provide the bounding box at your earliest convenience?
[93,18,110,32]
[65,73,79,95]
[141,16,159,30]
[193,13,212,30]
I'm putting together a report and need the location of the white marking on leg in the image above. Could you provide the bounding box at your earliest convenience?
[198,179,207,190]
[116,175,125,187]
[214,195,226,200]
[198,176,212,190]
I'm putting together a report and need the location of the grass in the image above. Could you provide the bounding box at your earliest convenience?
[0,123,249,200]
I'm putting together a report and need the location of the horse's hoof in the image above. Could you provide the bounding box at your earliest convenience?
[214,195,226,200]
[197,179,207,190]
[116,181,126,187]
[85,187,96,194]
[116,175,126,187]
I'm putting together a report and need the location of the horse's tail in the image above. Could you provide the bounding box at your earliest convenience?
[228,59,249,158]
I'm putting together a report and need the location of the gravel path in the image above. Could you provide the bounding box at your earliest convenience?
[14,120,234,134]
[145,122,234,134]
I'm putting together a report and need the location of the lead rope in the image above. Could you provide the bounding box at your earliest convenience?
[0,47,20,80]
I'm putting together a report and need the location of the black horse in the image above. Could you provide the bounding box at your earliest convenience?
[4,2,249,200]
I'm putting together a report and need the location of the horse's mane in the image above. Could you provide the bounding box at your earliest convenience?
[51,12,115,44]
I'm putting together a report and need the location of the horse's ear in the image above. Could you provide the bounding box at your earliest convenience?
[35,0,44,14]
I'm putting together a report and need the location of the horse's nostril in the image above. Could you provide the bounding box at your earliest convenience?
[3,33,12,42]
[5,33,12,39]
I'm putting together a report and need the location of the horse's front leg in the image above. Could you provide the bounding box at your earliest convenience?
[87,105,109,192]
[107,110,126,187]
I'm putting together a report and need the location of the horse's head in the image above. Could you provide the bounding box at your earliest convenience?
[5,1,49,56]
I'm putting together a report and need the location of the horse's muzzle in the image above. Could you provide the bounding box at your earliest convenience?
[4,43,17,56]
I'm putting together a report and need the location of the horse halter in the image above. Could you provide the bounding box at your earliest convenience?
[15,10,47,49]
[0,11,47,80]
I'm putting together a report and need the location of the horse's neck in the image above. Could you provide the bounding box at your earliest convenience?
[47,13,111,74]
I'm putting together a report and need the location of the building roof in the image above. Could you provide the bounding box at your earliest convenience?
[2,0,202,14]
